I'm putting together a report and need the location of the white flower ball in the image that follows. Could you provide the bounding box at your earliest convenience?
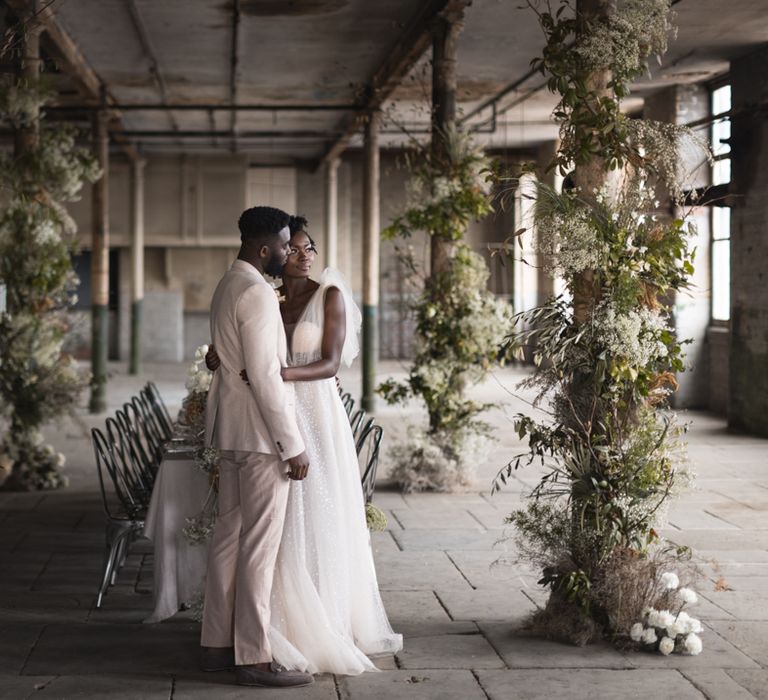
[687,617,703,634]
[630,623,644,642]
[666,621,685,639]
[678,587,698,605]
[656,610,676,629]
[660,572,680,590]
[641,627,657,645]
[659,636,675,655]
[55,453,66,468]
[684,633,703,656]
[194,344,209,360]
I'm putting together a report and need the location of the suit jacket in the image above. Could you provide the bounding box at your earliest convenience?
[204,259,305,460]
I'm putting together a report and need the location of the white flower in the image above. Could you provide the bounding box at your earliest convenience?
[660,572,680,590]
[641,627,657,645]
[630,623,644,642]
[651,610,675,629]
[666,620,685,638]
[194,344,209,361]
[659,636,675,655]
[678,587,698,605]
[55,452,66,467]
[687,617,703,634]
[684,633,703,656]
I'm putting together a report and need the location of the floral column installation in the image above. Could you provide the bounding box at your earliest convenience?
[0,8,100,489]
[497,0,709,651]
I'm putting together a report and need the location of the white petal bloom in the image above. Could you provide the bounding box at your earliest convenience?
[647,609,661,627]
[630,623,644,642]
[641,627,658,645]
[55,453,66,467]
[678,587,698,605]
[659,636,675,655]
[666,621,685,639]
[660,572,680,590]
[684,633,703,656]
[656,610,676,629]
[687,618,703,634]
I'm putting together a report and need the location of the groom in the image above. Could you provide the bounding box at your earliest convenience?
[200,206,313,688]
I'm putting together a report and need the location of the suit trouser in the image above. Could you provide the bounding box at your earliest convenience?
[200,450,289,665]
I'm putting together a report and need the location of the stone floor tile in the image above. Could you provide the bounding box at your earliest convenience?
[700,589,768,620]
[0,623,45,674]
[396,632,506,669]
[391,529,503,551]
[479,623,632,669]
[390,508,485,531]
[23,622,200,675]
[0,676,55,700]
[476,669,704,700]
[373,550,470,591]
[174,672,337,699]
[370,530,400,555]
[726,670,768,699]
[708,620,768,666]
[339,669,487,700]
[445,550,537,590]
[680,669,757,699]
[379,590,477,637]
[435,586,537,623]
[667,508,742,530]
[34,674,172,699]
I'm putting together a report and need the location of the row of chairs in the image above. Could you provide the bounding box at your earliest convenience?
[91,382,173,607]
[339,390,383,504]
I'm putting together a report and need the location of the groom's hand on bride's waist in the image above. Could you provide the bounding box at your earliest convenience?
[286,451,310,480]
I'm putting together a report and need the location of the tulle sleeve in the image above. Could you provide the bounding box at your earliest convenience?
[318,267,362,367]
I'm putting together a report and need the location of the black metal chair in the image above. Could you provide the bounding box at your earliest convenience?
[114,405,160,480]
[105,416,154,505]
[340,392,355,418]
[356,422,383,504]
[349,407,366,436]
[144,381,174,438]
[92,427,147,608]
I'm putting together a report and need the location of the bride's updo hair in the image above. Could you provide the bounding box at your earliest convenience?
[288,214,317,248]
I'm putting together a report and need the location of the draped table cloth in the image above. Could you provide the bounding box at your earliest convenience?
[142,449,210,623]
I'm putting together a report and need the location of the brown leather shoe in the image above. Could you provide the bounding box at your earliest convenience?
[199,646,235,672]
[235,662,314,688]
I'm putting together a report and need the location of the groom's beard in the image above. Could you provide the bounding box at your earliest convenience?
[264,255,285,278]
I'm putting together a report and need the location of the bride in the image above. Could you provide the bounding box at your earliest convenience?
[207,215,402,675]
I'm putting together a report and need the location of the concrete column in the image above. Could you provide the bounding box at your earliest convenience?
[324,158,339,269]
[361,112,380,413]
[644,85,711,410]
[129,157,146,375]
[430,10,464,275]
[729,45,768,435]
[89,110,110,413]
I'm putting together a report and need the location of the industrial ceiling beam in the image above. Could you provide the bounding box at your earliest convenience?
[317,0,473,169]
[125,0,181,140]
[229,0,241,152]
[4,0,140,161]
[46,103,359,112]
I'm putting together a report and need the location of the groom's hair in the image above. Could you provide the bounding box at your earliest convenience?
[238,206,290,244]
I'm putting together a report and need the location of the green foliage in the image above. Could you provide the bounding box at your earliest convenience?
[379,127,510,491]
[497,0,704,640]
[0,78,99,490]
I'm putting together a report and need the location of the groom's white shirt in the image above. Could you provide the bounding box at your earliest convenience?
[205,259,305,459]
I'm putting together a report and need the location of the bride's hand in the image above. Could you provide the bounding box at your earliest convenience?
[239,369,250,386]
[205,345,220,371]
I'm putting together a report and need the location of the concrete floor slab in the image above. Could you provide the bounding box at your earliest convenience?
[0,676,55,700]
[174,672,338,699]
[680,668,757,699]
[479,623,633,669]
[33,675,172,699]
[708,620,768,666]
[23,622,200,676]
[726,670,768,699]
[339,669,487,699]
[476,669,704,700]
[396,632,506,670]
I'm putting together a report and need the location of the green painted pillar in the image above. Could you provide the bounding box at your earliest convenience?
[361,111,380,414]
[89,110,110,413]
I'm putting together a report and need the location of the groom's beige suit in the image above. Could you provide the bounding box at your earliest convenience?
[201,259,305,665]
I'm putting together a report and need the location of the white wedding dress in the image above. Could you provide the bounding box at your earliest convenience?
[268,268,402,674]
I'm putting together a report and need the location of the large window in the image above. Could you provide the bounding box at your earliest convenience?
[711,84,731,322]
